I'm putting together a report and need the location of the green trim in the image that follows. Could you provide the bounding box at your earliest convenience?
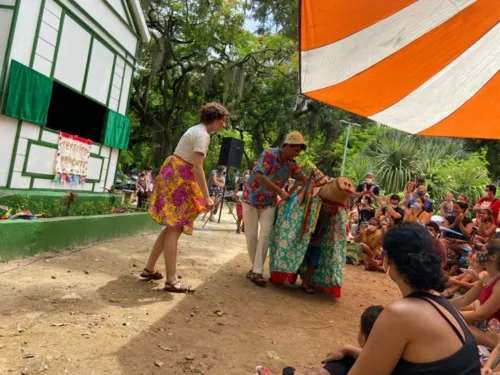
[117,59,127,112]
[106,54,117,107]
[6,120,22,188]
[0,0,20,111]
[103,146,112,191]
[54,0,137,62]
[82,36,94,93]
[120,0,134,30]
[50,11,65,78]
[43,127,60,134]
[102,0,139,38]
[123,66,135,115]
[21,140,105,184]
[113,149,121,185]
[0,4,15,9]
[29,0,47,68]
[4,187,103,193]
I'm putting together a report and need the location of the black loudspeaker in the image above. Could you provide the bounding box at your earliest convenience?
[218,137,245,168]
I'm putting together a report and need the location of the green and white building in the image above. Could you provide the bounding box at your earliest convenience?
[0,0,150,193]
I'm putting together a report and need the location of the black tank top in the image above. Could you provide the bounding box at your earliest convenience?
[392,292,481,375]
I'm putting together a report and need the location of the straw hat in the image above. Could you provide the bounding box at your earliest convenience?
[284,131,306,150]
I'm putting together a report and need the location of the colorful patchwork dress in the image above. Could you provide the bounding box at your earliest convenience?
[269,190,347,297]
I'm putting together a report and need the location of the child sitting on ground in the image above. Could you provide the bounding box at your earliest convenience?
[443,244,463,279]
[255,305,384,375]
[442,253,486,298]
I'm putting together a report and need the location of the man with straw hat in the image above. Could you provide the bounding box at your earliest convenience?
[243,131,308,287]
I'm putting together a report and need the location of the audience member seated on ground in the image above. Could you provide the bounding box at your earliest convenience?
[404,197,430,225]
[443,244,464,279]
[345,223,481,374]
[357,196,375,227]
[474,209,497,244]
[451,240,500,349]
[348,203,362,237]
[474,185,500,226]
[402,180,416,207]
[254,305,384,375]
[482,330,500,374]
[376,195,405,230]
[440,192,455,218]
[443,201,474,242]
[426,221,447,270]
[443,253,486,298]
[353,218,382,271]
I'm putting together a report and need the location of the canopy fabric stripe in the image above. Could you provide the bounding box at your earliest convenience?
[300,0,500,139]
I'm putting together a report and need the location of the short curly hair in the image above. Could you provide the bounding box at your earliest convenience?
[199,102,229,124]
[383,223,445,292]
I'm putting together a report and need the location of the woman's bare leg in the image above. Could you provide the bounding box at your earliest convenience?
[163,226,184,284]
[145,228,167,271]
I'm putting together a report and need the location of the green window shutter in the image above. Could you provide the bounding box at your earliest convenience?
[4,60,53,125]
[103,109,130,150]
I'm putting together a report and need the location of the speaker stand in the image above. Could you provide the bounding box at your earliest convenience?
[201,184,237,229]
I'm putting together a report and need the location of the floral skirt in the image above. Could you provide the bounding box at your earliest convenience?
[148,156,207,235]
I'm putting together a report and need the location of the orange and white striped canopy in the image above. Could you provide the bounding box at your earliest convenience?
[299,0,500,139]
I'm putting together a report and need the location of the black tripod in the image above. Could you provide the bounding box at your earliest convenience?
[202,170,237,228]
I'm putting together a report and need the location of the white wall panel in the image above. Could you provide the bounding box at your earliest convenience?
[44,0,62,18]
[54,16,91,91]
[10,172,30,189]
[32,178,57,189]
[0,0,16,5]
[26,144,57,175]
[87,156,103,181]
[75,0,136,55]
[20,122,40,140]
[119,64,133,114]
[85,40,114,104]
[35,37,55,62]
[105,148,119,190]
[90,144,100,154]
[0,115,18,187]
[107,0,128,23]
[13,155,24,172]
[0,9,13,90]
[108,97,119,111]
[110,85,121,103]
[39,22,58,46]
[41,7,60,29]
[100,146,111,158]
[57,0,128,58]
[41,130,59,144]
[17,138,28,156]
[33,54,51,76]
[9,0,41,66]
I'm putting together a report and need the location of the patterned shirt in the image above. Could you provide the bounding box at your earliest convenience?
[244,148,305,209]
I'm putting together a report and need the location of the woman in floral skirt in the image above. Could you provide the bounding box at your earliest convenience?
[140,103,229,293]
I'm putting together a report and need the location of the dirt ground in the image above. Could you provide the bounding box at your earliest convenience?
[0,212,399,375]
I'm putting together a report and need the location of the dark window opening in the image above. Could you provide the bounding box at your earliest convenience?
[46,81,107,142]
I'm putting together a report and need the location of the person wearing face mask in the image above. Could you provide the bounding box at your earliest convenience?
[355,172,380,203]
[376,194,405,228]
[357,195,375,228]
[344,223,481,374]
[474,185,500,226]
[451,240,500,349]
[443,201,474,241]
[353,218,382,271]
[408,183,434,213]
[404,197,430,225]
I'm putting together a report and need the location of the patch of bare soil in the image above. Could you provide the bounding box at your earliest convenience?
[0,213,399,375]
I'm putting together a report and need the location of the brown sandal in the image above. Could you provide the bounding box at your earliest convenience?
[251,273,267,287]
[164,280,195,294]
[140,268,164,280]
